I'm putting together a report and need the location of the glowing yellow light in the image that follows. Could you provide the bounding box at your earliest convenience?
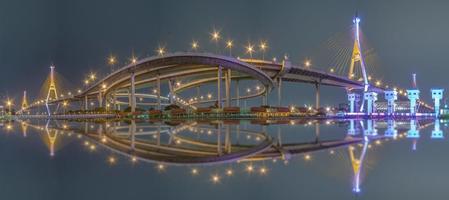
[330,68,335,73]
[108,156,116,164]
[157,164,165,171]
[210,30,220,41]
[84,79,90,85]
[226,40,233,48]
[207,94,212,99]
[246,164,254,172]
[245,43,255,57]
[102,83,107,89]
[259,167,268,175]
[108,56,116,65]
[304,154,311,160]
[211,174,220,183]
[305,60,311,67]
[131,156,137,163]
[259,41,268,51]
[89,73,96,80]
[191,168,199,175]
[131,56,138,64]
[89,145,96,151]
[191,41,199,50]
[226,169,233,176]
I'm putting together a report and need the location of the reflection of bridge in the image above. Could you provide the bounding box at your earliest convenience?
[17,118,439,193]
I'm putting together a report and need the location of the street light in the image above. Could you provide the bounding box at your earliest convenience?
[6,99,12,115]
[226,40,233,56]
[259,41,268,60]
[89,73,96,81]
[131,56,138,64]
[210,30,221,42]
[304,59,311,68]
[108,55,116,72]
[156,46,165,56]
[191,40,199,51]
[245,43,255,58]
[210,29,220,53]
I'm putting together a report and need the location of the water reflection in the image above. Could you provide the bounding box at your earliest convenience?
[4,118,442,195]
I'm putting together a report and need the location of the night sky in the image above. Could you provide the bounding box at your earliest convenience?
[1,0,449,105]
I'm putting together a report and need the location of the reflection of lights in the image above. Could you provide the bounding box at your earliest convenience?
[226,169,233,176]
[304,154,311,160]
[131,156,138,163]
[191,168,199,175]
[211,174,220,183]
[330,150,335,154]
[157,164,165,171]
[108,156,116,164]
[246,164,254,172]
[89,145,96,151]
[259,167,268,175]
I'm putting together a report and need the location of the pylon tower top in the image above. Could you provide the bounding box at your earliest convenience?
[21,90,29,110]
[349,12,369,92]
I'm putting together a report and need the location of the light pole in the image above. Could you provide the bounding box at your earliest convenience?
[259,41,268,60]
[210,29,220,53]
[108,55,116,72]
[6,100,12,115]
[226,40,233,56]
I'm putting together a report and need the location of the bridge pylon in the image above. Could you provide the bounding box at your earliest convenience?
[45,65,58,116]
[21,90,29,112]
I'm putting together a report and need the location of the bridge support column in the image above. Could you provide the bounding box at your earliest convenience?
[315,82,320,109]
[278,77,282,106]
[217,66,222,109]
[364,92,377,115]
[406,89,420,115]
[84,95,88,111]
[263,90,268,106]
[217,123,222,155]
[98,92,103,108]
[236,80,240,107]
[168,79,175,104]
[432,118,443,139]
[225,69,231,107]
[348,93,360,113]
[112,93,117,111]
[130,72,136,112]
[431,89,444,117]
[157,74,161,110]
[384,90,398,115]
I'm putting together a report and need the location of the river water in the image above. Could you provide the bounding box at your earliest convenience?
[0,118,446,200]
